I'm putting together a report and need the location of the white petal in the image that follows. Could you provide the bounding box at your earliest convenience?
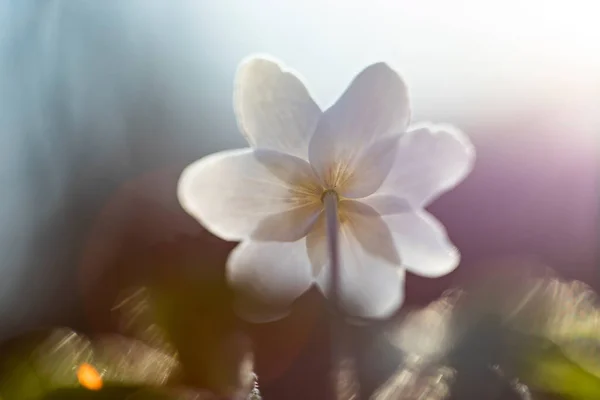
[338,135,402,198]
[305,212,327,277]
[379,123,475,207]
[234,56,322,159]
[178,148,322,242]
[316,204,404,319]
[318,247,405,320]
[309,63,409,188]
[359,193,413,215]
[227,239,314,322]
[306,200,403,278]
[251,205,321,242]
[382,211,460,277]
[340,200,401,265]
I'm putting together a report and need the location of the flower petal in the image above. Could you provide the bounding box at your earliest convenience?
[358,193,413,216]
[317,239,405,319]
[382,211,460,277]
[178,148,321,242]
[316,201,404,319]
[227,239,314,322]
[379,123,475,207]
[305,212,327,277]
[338,134,402,198]
[340,200,401,265]
[309,63,409,188]
[234,56,322,159]
[251,204,321,242]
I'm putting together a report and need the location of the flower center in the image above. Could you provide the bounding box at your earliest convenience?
[320,189,339,204]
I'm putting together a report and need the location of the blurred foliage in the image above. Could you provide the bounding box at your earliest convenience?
[0,282,257,399]
[40,386,180,399]
[376,266,600,399]
[3,257,600,399]
[145,236,255,397]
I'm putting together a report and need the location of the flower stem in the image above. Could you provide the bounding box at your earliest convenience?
[323,190,343,399]
[323,190,340,313]
[323,191,360,400]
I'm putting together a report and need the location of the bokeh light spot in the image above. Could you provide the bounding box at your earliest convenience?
[77,363,103,391]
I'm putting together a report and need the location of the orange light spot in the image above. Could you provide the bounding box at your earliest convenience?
[77,363,103,390]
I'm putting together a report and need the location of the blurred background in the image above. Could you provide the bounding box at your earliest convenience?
[0,1,598,398]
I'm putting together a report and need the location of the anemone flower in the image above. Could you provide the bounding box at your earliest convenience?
[178,56,474,322]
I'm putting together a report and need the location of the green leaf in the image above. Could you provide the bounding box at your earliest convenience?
[516,335,600,399]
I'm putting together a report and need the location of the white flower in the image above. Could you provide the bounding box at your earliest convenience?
[178,56,474,322]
